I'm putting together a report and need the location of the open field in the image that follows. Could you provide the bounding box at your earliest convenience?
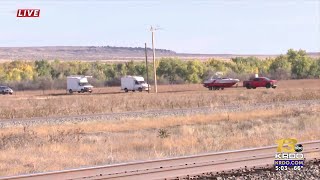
[0,79,319,176]
[0,104,319,176]
[0,79,319,120]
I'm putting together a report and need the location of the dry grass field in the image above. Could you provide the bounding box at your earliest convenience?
[0,104,319,176]
[0,79,319,120]
[0,79,319,176]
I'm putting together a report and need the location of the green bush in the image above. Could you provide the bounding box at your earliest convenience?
[0,49,319,90]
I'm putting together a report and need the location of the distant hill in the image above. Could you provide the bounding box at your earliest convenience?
[0,46,176,61]
[307,52,320,57]
[0,46,318,61]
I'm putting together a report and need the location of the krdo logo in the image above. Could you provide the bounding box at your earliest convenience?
[276,138,303,153]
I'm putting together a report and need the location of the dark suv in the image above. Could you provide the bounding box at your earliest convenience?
[0,86,13,95]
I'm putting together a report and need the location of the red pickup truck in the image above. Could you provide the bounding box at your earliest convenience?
[243,77,277,89]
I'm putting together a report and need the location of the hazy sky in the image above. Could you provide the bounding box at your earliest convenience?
[0,0,319,54]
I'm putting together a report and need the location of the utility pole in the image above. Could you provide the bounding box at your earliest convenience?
[144,43,149,93]
[150,26,158,93]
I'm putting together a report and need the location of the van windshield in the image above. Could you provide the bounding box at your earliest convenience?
[79,83,90,86]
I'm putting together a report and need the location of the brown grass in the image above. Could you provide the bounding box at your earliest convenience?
[0,104,319,176]
[0,79,319,119]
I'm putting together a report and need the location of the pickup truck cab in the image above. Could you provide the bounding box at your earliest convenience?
[243,77,277,89]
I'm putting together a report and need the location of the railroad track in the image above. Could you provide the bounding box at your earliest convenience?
[1,140,319,180]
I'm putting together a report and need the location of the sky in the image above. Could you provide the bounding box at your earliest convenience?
[0,0,319,54]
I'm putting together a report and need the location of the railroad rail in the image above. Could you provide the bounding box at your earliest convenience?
[1,140,319,180]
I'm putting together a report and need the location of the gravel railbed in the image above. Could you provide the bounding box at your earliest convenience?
[0,99,319,128]
[192,159,320,180]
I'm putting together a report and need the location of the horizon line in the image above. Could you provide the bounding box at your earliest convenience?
[0,45,318,56]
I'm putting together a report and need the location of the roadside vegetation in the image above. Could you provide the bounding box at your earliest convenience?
[0,104,319,176]
[0,80,319,119]
[0,49,319,90]
[0,49,319,177]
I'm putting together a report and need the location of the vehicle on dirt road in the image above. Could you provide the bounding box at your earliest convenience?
[0,86,13,95]
[121,76,150,92]
[67,76,93,94]
[203,77,240,90]
[243,77,277,89]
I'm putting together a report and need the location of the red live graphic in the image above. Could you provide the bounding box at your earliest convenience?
[17,9,40,17]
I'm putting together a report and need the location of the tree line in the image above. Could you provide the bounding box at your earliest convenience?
[0,49,319,90]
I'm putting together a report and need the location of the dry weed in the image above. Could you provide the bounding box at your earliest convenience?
[0,80,319,119]
[0,105,319,176]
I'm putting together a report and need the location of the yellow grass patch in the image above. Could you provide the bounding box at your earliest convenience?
[1,105,319,176]
[0,79,319,119]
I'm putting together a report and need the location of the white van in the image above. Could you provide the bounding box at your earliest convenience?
[67,76,93,93]
[121,76,150,92]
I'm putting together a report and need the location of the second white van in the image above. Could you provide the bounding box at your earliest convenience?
[121,76,150,92]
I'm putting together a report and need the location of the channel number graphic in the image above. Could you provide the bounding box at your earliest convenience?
[275,138,304,171]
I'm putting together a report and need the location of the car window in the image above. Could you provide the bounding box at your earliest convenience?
[79,83,90,86]
[254,78,259,81]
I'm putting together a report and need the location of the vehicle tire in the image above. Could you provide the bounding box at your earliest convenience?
[252,87,256,89]
[132,90,135,92]
[69,89,73,94]
[9,92,13,95]
[78,91,80,93]
[81,89,85,93]
[266,83,271,89]
[124,88,128,92]
[138,88,143,92]
[272,86,277,89]
[246,84,251,89]
[221,87,224,90]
